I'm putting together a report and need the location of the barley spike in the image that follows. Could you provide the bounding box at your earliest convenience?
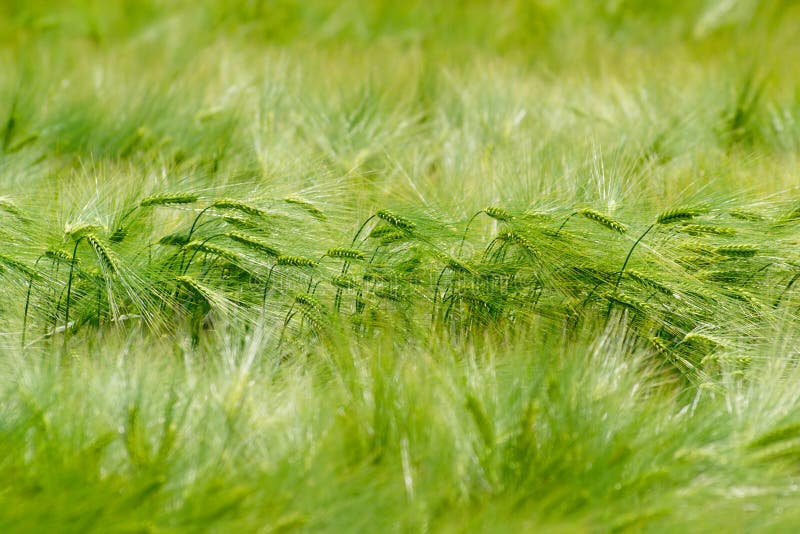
[656,208,702,225]
[716,244,758,258]
[227,232,280,257]
[140,193,198,207]
[376,209,415,231]
[326,248,366,261]
[578,208,627,233]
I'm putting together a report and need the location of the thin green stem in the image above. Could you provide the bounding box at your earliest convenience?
[614,223,654,292]
[350,214,377,246]
[64,237,85,344]
[554,211,578,237]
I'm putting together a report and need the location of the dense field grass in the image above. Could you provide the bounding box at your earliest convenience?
[2,1,800,532]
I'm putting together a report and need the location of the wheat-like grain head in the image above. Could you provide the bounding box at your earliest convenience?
[376,209,416,231]
[483,206,513,222]
[212,199,267,218]
[284,197,326,220]
[716,244,758,258]
[656,208,703,225]
[326,248,366,261]
[578,208,627,234]
[277,255,318,267]
[140,193,198,208]
[85,233,120,276]
[227,232,280,257]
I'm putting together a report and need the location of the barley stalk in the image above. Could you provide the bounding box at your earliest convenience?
[613,207,703,292]
[458,206,513,257]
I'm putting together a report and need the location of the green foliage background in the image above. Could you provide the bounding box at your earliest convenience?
[2,1,800,532]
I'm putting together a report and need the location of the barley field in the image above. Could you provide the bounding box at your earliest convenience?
[2,1,800,532]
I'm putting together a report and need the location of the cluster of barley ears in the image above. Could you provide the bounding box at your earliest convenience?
[2,193,796,380]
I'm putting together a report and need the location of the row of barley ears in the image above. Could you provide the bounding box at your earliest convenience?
[6,194,786,378]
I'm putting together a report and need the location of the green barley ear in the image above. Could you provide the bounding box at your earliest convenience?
[284,197,326,220]
[703,270,749,284]
[378,231,408,246]
[678,224,736,236]
[109,227,128,243]
[368,226,399,239]
[326,248,366,261]
[578,208,627,234]
[497,230,536,255]
[729,209,764,221]
[649,336,671,354]
[65,223,105,241]
[483,206,513,222]
[139,193,198,207]
[294,293,327,329]
[602,291,646,313]
[45,248,75,264]
[436,252,475,274]
[681,240,717,256]
[277,255,318,267]
[331,274,357,289]
[223,215,260,230]
[374,285,407,302]
[176,275,215,303]
[0,197,27,221]
[85,234,120,275]
[212,199,267,218]
[295,293,324,313]
[656,207,703,225]
[184,241,237,262]
[626,270,673,296]
[0,254,38,279]
[376,209,416,231]
[227,232,280,257]
[716,244,758,258]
